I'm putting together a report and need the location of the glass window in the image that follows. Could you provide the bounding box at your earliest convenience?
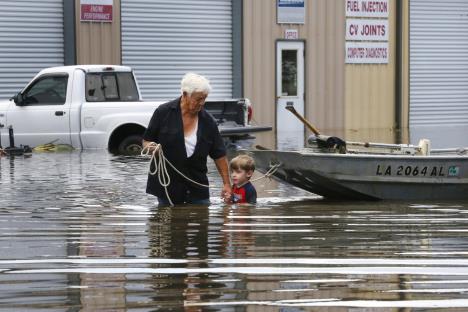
[86,72,139,102]
[102,74,119,100]
[117,73,139,101]
[23,75,68,105]
[281,50,298,96]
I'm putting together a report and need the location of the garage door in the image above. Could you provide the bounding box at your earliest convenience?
[121,0,233,101]
[410,0,468,148]
[0,0,64,100]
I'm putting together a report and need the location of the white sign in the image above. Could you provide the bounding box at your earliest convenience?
[346,19,388,41]
[346,42,388,64]
[285,29,299,40]
[346,0,388,18]
[277,0,305,24]
[81,0,113,22]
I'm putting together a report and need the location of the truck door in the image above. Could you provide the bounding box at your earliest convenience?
[276,41,305,150]
[6,74,72,147]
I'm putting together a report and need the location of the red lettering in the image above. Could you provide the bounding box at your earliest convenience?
[361,1,388,13]
[347,0,360,12]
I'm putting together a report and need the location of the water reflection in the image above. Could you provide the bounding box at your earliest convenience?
[1,151,468,310]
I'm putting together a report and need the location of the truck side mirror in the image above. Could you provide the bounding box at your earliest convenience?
[10,93,24,106]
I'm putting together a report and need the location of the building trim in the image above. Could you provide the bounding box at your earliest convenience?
[64,0,76,65]
[232,0,243,98]
[395,0,402,143]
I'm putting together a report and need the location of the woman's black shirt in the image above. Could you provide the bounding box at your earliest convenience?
[143,97,226,203]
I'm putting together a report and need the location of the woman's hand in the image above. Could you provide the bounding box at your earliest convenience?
[214,156,232,203]
[142,140,159,153]
[221,183,232,203]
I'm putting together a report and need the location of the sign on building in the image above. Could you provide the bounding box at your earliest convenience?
[346,42,388,64]
[284,29,299,40]
[277,0,305,24]
[346,0,389,18]
[345,0,388,64]
[81,0,113,22]
[346,19,388,41]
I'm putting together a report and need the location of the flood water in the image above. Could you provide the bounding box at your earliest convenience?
[1,151,468,311]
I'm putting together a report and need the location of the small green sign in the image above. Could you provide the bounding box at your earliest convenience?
[448,166,460,177]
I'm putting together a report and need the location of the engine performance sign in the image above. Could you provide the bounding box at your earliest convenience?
[81,0,113,22]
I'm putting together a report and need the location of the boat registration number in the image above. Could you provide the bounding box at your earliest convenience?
[376,165,460,177]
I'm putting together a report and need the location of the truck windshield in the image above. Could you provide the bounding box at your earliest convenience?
[85,72,139,102]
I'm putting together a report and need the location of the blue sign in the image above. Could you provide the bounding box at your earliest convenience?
[278,0,305,8]
[277,0,305,24]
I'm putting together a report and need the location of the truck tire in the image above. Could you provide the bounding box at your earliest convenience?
[118,135,143,155]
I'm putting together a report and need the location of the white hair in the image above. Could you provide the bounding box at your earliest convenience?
[180,72,212,95]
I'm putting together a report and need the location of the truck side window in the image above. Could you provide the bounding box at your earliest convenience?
[22,75,68,105]
[86,72,139,102]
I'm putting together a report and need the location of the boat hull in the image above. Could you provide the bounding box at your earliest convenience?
[251,149,468,200]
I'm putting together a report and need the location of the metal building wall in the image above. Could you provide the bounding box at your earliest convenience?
[243,0,346,148]
[410,0,468,148]
[0,0,64,99]
[75,0,121,65]
[121,0,233,101]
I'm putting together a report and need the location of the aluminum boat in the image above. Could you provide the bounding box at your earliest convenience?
[251,141,468,200]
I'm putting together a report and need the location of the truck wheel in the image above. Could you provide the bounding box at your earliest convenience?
[118,135,143,155]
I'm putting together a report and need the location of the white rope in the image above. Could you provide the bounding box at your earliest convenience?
[251,163,282,183]
[141,142,211,207]
[141,142,282,205]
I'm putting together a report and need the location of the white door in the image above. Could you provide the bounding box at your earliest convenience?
[5,74,71,147]
[276,41,305,150]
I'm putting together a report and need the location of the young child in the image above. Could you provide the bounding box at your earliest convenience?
[229,154,257,204]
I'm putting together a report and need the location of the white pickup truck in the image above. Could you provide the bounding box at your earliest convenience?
[0,65,270,154]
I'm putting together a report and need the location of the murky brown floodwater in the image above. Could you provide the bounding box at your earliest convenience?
[1,151,468,311]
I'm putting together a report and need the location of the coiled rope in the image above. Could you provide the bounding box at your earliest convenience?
[141,142,281,206]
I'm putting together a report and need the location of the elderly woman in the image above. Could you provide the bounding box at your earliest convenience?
[142,73,231,206]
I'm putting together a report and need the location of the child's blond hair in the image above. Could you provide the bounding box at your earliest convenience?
[229,154,255,172]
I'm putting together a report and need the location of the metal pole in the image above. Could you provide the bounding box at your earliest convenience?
[8,126,15,148]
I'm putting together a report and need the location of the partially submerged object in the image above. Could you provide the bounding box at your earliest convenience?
[252,140,468,200]
[251,103,468,200]
[33,142,74,152]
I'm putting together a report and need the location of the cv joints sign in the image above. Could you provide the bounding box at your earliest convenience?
[346,19,388,41]
[81,0,113,22]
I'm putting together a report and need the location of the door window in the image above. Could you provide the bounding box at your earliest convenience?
[23,75,68,105]
[281,50,298,96]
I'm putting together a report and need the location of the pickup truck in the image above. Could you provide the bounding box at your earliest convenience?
[0,65,271,154]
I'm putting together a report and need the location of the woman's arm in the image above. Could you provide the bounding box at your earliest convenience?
[214,156,231,202]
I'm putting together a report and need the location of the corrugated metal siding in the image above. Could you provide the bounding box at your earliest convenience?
[410,0,468,126]
[121,0,232,101]
[0,0,64,99]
